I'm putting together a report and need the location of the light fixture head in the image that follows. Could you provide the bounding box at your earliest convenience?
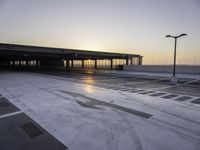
[166,35,173,38]
[178,33,187,38]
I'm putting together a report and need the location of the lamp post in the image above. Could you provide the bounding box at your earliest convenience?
[165,33,187,84]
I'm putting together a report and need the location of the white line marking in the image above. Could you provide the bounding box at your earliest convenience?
[150,78,200,90]
[0,111,23,119]
[123,78,167,86]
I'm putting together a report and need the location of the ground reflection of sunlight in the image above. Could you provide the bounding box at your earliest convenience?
[84,76,95,84]
[84,84,94,93]
[83,76,95,93]
[87,70,94,74]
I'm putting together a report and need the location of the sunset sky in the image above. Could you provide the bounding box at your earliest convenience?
[0,0,200,64]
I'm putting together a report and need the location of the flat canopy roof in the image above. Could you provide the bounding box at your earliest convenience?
[0,43,142,60]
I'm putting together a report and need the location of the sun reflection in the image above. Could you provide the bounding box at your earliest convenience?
[84,76,95,84]
[83,76,95,93]
[84,84,94,93]
[86,69,94,74]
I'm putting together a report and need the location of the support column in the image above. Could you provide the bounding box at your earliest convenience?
[12,61,15,67]
[19,61,22,67]
[139,56,143,65]
[71,60,74,68]
[82,60,84,68]
[130,58,133,65]
[95,59,97,69]
[36,60,38,67]
[110,59,113,69]
[66,60,70,71]
[126,58,129,65]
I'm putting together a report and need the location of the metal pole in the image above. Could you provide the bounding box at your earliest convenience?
[173,38,177,77]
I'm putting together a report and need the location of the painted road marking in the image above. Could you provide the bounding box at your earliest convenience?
[0,111,23,119]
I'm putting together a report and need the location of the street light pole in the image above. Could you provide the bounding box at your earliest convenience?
[173,37,177,77]
[165,33,187,84]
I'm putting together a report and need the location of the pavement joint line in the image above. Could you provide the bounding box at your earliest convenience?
[0,111,23,119]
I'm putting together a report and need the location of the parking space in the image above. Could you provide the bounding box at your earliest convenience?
[0,95,68,150]
[0,97,20,116]
[162,86,200,97]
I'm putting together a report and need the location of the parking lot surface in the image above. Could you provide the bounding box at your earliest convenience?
[0,71,200,150]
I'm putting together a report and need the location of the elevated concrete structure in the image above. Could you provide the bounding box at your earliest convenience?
[123,65,200,75]
[0,43,142,70]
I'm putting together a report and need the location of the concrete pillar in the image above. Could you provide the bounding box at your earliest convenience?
[82,60,84,68]
[139,57,143,65]
[95,59,97,69]
[71,60,74,68]
[66,60,70,71]
[36,60,38,67]
[126,58,129,65]
[19,61,22,67]
[26,60,28,67]
[111,59,113,69]
[130,58,133,65]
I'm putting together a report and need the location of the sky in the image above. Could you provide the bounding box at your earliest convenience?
[0,0,200,64]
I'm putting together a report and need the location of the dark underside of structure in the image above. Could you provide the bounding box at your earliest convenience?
[0,43,143,71]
